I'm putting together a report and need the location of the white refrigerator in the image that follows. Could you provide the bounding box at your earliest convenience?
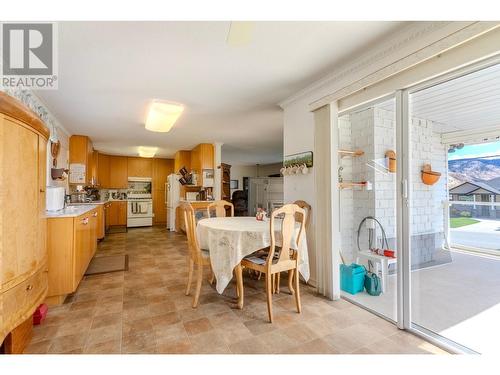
[166,174,180,231]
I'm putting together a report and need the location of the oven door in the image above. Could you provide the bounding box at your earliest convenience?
[128,200,153,217]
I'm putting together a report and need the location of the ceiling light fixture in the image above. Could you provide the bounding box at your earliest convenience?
[138,146,158,158]
[145,100,184,133]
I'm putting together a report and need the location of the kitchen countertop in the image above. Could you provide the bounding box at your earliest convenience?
[68,200,108,205]
[46,204,98,218]
[179,199,215,203]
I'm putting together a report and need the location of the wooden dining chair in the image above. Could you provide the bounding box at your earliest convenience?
[275,200,312,294]
[206,200,234,218]
[240,204,306,323]
[180,202,212,308]
[293,200,311,228]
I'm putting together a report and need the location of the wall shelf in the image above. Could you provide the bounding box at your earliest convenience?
[339,181,367,189]
[338,149,364,158]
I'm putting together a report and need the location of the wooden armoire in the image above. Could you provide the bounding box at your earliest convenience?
[0,92,50,353]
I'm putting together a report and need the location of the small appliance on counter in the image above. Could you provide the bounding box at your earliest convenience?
[46,186,66,211]
[196,189,207,201]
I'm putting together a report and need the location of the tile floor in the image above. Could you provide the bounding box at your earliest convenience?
[24,227,447,354]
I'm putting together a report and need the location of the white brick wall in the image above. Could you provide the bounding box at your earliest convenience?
[338,105,448,265]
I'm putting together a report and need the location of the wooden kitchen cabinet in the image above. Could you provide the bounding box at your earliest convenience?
[108,156,128,188]
[107,201,127,226]
[69,135,96,185]
[97,153,110,188]
[1,93,49,349]
[152,158,174,225]
[174,150,191,174]
[46,208,98,305]
[190,143,214,186]
[127,157,153,178]
[90,150,99,186]
[96,204,105,239]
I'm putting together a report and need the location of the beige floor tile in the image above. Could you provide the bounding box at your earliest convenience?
[48,333,88,354]
[84,338,121,354]
[156,337,192,354]
[87,324,122,346]
[189,331,231,354]
[283,338,338,354]
[183,317,214,336]
[25,227,445,355]
[229,336,271,354]
[91,312,122,330]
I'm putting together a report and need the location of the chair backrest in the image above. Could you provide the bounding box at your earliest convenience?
[179,202,203,262]
[266,203,306,269]
[293,200,311,228]
[207,200,234,218]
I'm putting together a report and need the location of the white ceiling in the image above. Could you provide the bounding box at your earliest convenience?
[411,62,500,134]
[35,21,405,164]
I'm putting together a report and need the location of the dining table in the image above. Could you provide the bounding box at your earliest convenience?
[196,216,310,308]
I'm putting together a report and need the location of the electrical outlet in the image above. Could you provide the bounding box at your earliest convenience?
[365,218,376,229]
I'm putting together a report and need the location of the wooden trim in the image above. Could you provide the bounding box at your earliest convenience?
[0,92,50,140]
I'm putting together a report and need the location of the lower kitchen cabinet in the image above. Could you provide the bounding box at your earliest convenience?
[107,201,127,226]
[96,204,105,239]
[45,208,98,305]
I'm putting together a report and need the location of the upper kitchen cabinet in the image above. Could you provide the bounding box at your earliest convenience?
[152,158,174,189]
[108,156,128,188]
[97,153,110,188]
[191,143,214,186]
[69,135,96,186]
[127,157,153,178]
[174,150,191,173]
[190,143,214,173]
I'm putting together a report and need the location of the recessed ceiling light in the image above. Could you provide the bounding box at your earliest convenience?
[138,146,158,158]
[145,100,184,133]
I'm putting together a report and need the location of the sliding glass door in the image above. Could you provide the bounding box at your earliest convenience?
[403,61,500,354]
[338,97,399,322]
[337,57,500,353]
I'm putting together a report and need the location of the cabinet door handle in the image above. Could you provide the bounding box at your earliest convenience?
[26,284,33,291]
[40,188,45,193]
[93,212,98,217]
[82,218,89,225]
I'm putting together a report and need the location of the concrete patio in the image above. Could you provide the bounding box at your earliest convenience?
[342,249,500,354]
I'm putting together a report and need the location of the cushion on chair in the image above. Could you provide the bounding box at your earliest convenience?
[244,256,266,265]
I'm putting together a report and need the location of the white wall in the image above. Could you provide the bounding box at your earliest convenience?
[257,163,282,177]
[283,94,317,284]
[230,165,258,196]
[230,163,283,197]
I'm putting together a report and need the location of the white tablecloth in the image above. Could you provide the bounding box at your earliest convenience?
[196,217,310,294]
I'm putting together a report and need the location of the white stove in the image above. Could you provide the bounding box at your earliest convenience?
[127,177,153,227]
[127,198,153,227]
